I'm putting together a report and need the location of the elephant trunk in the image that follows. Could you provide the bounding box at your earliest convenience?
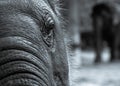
[0,36,52,86]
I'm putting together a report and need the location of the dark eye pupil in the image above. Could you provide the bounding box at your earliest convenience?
[43,21,54,35]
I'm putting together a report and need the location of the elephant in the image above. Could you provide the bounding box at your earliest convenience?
[91,2,120,63]
[0,0,69,86]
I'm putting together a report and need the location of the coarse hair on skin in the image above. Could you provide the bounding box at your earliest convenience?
[48,0,68,29]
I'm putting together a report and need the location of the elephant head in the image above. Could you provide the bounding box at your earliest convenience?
[0,0,69,86]
[91,3,114,31]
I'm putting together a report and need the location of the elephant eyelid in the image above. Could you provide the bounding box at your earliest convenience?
[44,13,55,30]
[41,9,55,29]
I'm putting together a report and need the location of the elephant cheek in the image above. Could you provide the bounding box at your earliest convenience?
[0,36,53,86]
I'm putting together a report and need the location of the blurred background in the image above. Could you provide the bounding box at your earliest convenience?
[61,0,120,86]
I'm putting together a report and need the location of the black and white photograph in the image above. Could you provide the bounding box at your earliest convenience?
[0,0,120,86]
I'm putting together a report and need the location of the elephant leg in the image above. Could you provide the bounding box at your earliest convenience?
[110,45,116,61]
[110,37,119,61]
[94,31,102,63]
[95,44,102,63]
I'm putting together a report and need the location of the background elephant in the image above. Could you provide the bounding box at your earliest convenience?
[0,0,69,86]
[91,2,120,63]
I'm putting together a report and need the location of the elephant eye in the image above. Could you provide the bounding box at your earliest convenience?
[41,13,55,47]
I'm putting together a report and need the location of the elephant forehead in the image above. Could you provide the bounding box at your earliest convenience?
[32,0,50,9]
[0,13,38,30]
[0,0,52,13]
[0,0,57,25]
[31,0,56,18]
[17,14,39,30]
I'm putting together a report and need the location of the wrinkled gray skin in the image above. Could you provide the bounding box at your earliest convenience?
[0,0,69,86]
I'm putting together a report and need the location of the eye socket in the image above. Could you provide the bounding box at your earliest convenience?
[41,13,55,48]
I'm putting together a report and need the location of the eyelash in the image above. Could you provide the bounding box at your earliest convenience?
[44,12,54,26]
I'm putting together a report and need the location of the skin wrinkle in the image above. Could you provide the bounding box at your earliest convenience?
[0,51,49,79]
[0,10,52,86]
[0,13,50,64]
[0,73,45,85]
[0,49,48,70]
[0,37,51,75]
[1,65,48,85]
[0,61,47,79]
[0,62,46,80]
[3,79,42,86]
[0,0,68,86]
[0,10,53,84]
[0,0,56,52]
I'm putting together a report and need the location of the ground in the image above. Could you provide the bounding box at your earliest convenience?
[69,48,120,86]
